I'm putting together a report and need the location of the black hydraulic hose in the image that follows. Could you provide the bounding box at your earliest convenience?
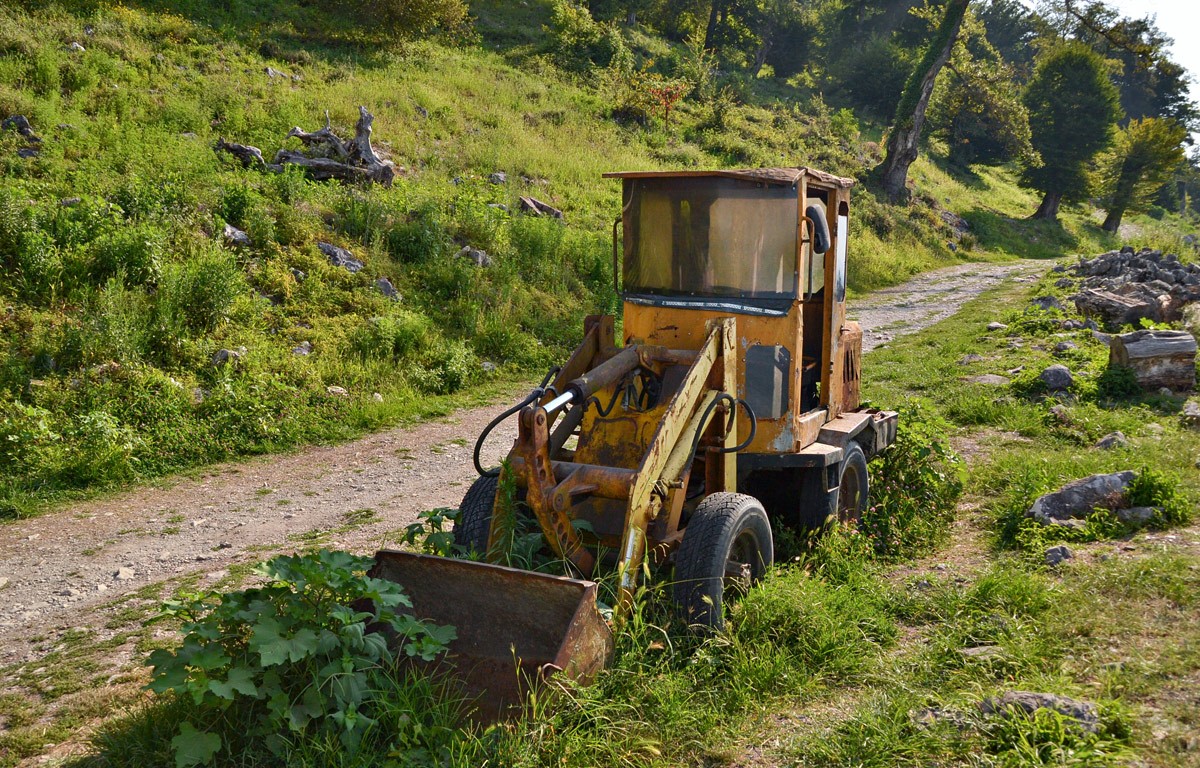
[676,394,757,484]
[473,367,560,477]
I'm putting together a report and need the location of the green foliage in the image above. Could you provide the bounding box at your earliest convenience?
[1129,467,1191,527]
[855,403,964,559]
[1097,117,1188,232]
[331,0,470,39]
[891,0,970,130]
[1020,43,1122,204]
[146,550,456,765]
[929,56,1033,166]
[1095,364,1140,399]
[546,0,629,72]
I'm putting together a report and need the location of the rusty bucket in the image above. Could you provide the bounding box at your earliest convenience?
[369,550,614,721]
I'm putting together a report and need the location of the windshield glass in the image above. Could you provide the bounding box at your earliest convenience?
[623,177,799,300]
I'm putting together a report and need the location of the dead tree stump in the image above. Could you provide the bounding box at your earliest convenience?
[1109,329,1197,393]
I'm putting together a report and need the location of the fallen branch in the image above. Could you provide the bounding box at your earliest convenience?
[214,138,266,168]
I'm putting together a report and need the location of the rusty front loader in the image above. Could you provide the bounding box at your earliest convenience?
[371,167,898,719]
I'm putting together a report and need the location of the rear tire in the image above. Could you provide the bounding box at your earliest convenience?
[673,492,773,630]
[454,475,498,554]
[836,443,869,524]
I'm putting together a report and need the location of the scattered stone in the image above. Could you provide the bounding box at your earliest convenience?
[158,551,172,562]
[265,66,287,78]
[16,148,39,159]
[1093,431,1127,450]
[211,347,245,367]
[1048,404,1071,424]
[1032,295,1064,312]
[958,354,985,365]
[1158,387,1173,397]
[1091,329,1112,345]
[1053,341,1077,354]
[0,577,8,589]
[114,567,135,581]
[415,105,428,118]
[456,245,492,267]
[487,171,507,184]
[318,242,364,272]
[62,588,81,597]
[1182,401,1200,430]
[59,197,82,207]
[1026,470,1135,525]
[1116,507,1157,525]
[372,392,384,402]
[986,321,1008,331]
[979,692,1098,733]
[1108,329,1196,393]
[967,374,1010,386]
[1007,365,1025,375]
[1055,278,1075,289]
[487,203,509,212]
[947,241,957,252]
[290,267,306,283]
[914,579,932,591]
[2,115,39,139]
[292,341,313,356]
[1038,364,1073,391]
[205,570,229,581]
[326,386,349,397]
[222,223,251,247]
[1046,542,1075,566]
[376,276,399,299]
[481,360,497,373]
[66,41,85,52]
[96,583,107,592]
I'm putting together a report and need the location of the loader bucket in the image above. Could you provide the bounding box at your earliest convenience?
[369,550,614,721]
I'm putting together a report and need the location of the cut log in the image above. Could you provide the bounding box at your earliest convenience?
[1108,329,1197,393]
[1074,289,1160,327]
[213,137,267,168]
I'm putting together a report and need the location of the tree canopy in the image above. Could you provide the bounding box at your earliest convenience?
[1020,42,1122,220]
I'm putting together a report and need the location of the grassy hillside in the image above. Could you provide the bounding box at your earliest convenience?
[0,0,1193,517]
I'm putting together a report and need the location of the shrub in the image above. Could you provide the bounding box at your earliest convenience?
[157,249,245,333]
[385,200,449,263]
[0,400,59,472]
[856,403,964,559]
[63,409,141,485]
[1096,364,1140,399]
[406,339,478,394]
[333,0,469,38]
[351,311,434,362]
[1129,467,1191,527]
[546,0,628,72]
[146,550,456,766]
[86,224,164,287]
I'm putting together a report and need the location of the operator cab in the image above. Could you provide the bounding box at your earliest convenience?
[605,168,857,454]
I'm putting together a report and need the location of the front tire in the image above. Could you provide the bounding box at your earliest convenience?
[673,492,773,630]
[454,475,498,554]
[836,443,870,525]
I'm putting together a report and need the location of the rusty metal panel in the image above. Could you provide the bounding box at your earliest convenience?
[369,551,613,723]
[839,321,862,413]
[623,302,800,455]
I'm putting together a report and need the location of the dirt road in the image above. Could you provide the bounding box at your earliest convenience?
[0,260,1035,666]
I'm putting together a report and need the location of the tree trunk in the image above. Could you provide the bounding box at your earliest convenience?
[1178,179,1187,217]
[626,9,637,25]
[874,0,969,203]
[750,40,770,77]
[704,0,723,50]
[1101,207,1123,233]
[1032,192,1062,221]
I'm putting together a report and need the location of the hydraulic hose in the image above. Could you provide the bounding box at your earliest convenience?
[676,394,757,485]
[473,367,559,477]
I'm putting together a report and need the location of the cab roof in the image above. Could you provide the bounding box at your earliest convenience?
[602,167,855,189]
